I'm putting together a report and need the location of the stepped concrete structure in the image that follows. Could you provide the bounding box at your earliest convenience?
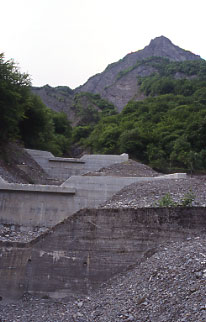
[0,172,186,228]
[26,149,129,180]
[0,149,195,302]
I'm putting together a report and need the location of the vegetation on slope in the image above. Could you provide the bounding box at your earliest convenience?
[0,53,72,156]
[75,59,206,173]
[0,53,117,157]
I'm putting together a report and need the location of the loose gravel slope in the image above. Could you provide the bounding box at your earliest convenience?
[101,176,206,208]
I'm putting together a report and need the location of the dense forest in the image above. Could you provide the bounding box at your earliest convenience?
[0,53,73,156]
[1,53,206,173]
[73,58,206,173]
[0,53,117,157]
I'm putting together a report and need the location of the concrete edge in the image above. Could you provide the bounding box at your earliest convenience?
[0,183,76,194]
[49,158,85,164]
[62,173,187,186]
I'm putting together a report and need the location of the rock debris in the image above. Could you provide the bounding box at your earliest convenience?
[0,225,48,243]
[84,159,160,177]
[100,176,206,208]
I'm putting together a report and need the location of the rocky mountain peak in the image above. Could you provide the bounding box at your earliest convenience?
[138,35,200,62]
[147,35,174,53]
[76,36,202,111]
[33,37,203,114]
[149,35,173,46]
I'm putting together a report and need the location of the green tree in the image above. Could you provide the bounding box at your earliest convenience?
[51,111,72,138]
[170,136,191,168]
[119,128,145,159]
[19,94,56,151]
[0,53,31,141]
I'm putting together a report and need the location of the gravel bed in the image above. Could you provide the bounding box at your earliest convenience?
[0,225,49,243]
[84,160,160,177]
[100,176,206,208]
[1,237,206,321]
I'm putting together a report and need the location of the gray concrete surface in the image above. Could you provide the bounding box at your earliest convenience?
[0,244,30,300]
[1,207,206,301]
[0,173,186,228]
[0,183,75,227]
[26,149,129,180]
[0,175,6,183]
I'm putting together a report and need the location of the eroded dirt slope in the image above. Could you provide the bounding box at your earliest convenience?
[0,142,61,185]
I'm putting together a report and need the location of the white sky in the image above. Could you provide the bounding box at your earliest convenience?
[1,0,206,89]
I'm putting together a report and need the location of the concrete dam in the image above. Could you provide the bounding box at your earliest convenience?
[0,149,205,302]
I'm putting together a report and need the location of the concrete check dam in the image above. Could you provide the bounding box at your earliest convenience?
[0,149,205,301]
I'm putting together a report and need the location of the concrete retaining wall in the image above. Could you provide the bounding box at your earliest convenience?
[1,207,206,301]
[26,149,129,180]
[28,207,205,299]
[0,244,30,300]
[0,173,186,228]
[0,183,75,227]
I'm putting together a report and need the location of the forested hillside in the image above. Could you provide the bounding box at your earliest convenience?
[74,58,206,172]
[0,53,72,156]
[0,53,116,157]
[31,85,116,125]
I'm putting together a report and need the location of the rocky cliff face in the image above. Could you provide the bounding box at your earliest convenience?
[138,36,200,61]
[76,36,201,111]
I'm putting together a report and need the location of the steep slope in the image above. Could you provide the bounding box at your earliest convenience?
[77,36,202,111]
[0,142,61,185]
[32,86,116,125]
[32,84,75,120]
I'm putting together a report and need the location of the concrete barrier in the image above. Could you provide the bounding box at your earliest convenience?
[0,173,187,228]
[0,176,6,183]
[0,183,75,227]
[0,244,30,300]
[26,149,129,180]
[1,207,206,301]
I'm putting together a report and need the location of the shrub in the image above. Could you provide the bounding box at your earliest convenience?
[156,193,177,207]
[180,190,195,206]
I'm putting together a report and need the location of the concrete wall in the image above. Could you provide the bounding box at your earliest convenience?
[0,183,75,227]
[0,242,31,300]
[26,149,129,180]
[25,207,206,299]
[1,207,206,301]
[0,176,6,183]
[0,173,186,228]
[80,154,128,173]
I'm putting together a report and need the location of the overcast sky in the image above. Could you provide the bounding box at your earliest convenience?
[1,0,206,89]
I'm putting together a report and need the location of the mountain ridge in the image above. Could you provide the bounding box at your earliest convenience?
[78,36,201,89]
[32,36,203,113]
[76,36,202,110]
